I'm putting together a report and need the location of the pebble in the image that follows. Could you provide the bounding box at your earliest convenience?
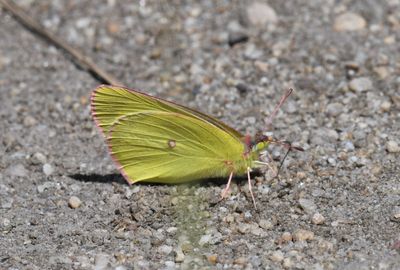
[94,253,110,270]
[258,219,273,230]
[327,157,337,166]
[70,184,81,192]
[392,207,400,220]
[374,66,390,80]
[270,250,284,262]
[198,234,212,246]
[348,77,373,92]
[23,115,37,126]
[207,254,218,264]
[31,152,47,164]
[37,181,54,193]
[244,43,263,59]
[278,232,293,244]
[68,196,82,209]
[296,171,307,180]
[246,2,278,26]
[175,248,185,263]
[380,100,392,112]
[343,141,355,151]
[233,257,247,266]
[283,257,294,268]
[167,227,178,234]
[238,223,251,234]
[298,198,317,214]
[228,32,249,47]
[43,163,54,176]
[311,128,339,145]
[250,223,265,236]
[1,198,13,209]
[236,83,252,96]
[312,213,326,225]
[7,164,28,177]
[158,245,173,255]
[325,102,343,117]
[293,229,314,241]
[386,141,400,153]
[2,218,11,227]
[164,261,175,268]
[254,61,269,72]
[334,12,366,32]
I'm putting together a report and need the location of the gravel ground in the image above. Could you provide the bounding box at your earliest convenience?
[1,1,400,269]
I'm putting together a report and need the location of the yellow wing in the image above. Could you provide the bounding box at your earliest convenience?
[91,85,243,138]
[106,111,248,184]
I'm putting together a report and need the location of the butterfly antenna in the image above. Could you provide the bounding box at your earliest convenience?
[266,88,293,129]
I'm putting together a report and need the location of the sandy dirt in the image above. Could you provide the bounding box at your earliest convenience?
[1,1,399,269]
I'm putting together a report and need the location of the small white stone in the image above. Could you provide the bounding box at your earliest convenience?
[23,115,37,126]
[270,250,284,262]
[312,212,326,225]
[2,218,11,227]
[68,196,82,209]
[334,12,366,31]
[380,100,392,112]
[349,77,373,92]
[175,249,185,263]
[32,152,47,164]
[43,163,54,176]
[247,2,278,26]
[167,227,178,234]
[386,141,400,153]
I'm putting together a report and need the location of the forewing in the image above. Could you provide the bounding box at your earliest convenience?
[91,85,243,138]
[107,111,246,184]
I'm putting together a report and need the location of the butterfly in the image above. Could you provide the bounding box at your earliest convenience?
[91,85,303,208]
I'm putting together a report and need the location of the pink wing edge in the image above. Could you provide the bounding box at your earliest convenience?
[90,84,246,185]
[90,84,137,185]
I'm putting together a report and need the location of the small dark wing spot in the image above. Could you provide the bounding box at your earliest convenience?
[167,139,176,148]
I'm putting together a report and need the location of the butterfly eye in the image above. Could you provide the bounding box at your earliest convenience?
[253,141,269,152]
[167,139,176,148]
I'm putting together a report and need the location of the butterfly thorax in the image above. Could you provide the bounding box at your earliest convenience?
[232,135,271,174]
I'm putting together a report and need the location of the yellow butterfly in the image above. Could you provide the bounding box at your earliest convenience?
[91,85,302,208]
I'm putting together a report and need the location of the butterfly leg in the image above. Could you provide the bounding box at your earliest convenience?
[247,167,257,209]
[221,171,234,198]
[265,151,278,177]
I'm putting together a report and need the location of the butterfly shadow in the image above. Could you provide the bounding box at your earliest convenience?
[69,173,179,187]
[69,169,264,188]
[69,173,127,185]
